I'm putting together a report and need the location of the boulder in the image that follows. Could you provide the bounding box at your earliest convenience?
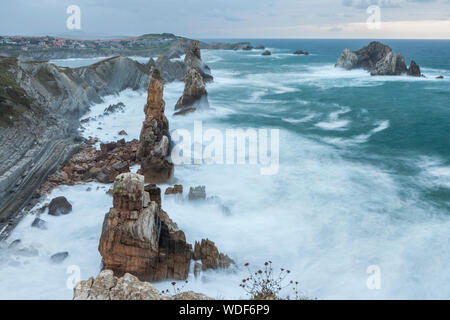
[261,50,271,56]
[73,270,212,300]
[50,251,69,264]
[407,60,421,77]
[98,173,191,282]
[118,130,127,135]
[48,196,72,215]
[137,68,174,183]
[436,75,444,79]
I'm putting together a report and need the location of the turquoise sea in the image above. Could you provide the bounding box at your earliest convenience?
[1,39,449,299]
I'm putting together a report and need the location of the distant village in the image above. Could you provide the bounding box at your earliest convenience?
[0,35,174,52]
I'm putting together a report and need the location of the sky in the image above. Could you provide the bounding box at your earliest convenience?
[0,0,449,39]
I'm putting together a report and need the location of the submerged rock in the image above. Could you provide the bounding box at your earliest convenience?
[73,270,212,300]
[335,41,421,77]
[293,49,309,55]
[436,75,444,79]
[50,251,69,264]
[103,102,125,115]
[255,44,265,50]
[261,50,272,56]
[48,197,72,215]
[137,68,174,183]
[31,217,47,229]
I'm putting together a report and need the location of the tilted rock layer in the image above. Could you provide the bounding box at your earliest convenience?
[98,172,192,282]
[335,41,420,76]
[137,68,174,183]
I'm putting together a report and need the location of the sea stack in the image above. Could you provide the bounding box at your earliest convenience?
[98,172,192,282]
[335,41,420,76]
[184,40,213,83]
[173,41,212,115]
[137,68,174,183]
[174,67,209,115]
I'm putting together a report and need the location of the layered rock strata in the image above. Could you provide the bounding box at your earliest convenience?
[137,68,174,183]
[98,172,192,282]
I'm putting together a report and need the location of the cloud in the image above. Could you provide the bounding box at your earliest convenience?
[342,0,405,8]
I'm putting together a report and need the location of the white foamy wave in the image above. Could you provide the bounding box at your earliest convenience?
[315,107,351,131]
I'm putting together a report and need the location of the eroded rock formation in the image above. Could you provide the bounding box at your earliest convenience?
[98,172,192,282]
[193,239,234,271]
[137,68,174,183]
[73,270,212,300]
[184,40,213,83]
[174,67,209,115]
[335,41,420,76]
[98,172,233,282]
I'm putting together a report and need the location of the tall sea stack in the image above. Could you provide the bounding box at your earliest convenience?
[137,68,174,183]
[174,41,211,115]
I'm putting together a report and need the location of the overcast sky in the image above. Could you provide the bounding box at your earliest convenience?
[0,0,449,39]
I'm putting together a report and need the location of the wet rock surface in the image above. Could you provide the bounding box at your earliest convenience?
[48,197,72,215]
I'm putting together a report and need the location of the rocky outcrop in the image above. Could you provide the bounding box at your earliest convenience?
[98,172,192,282]
[261,50,272,56]
[188,186,206,200]
[137,68,174,184]
[174,67,209,115]
[73,270,212,300]
[407,60,421,77]
[335,41,419,76]
[293,49,309,55]
[184,41,213,83]
[165,185,183,196]
[193,239,234,271]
